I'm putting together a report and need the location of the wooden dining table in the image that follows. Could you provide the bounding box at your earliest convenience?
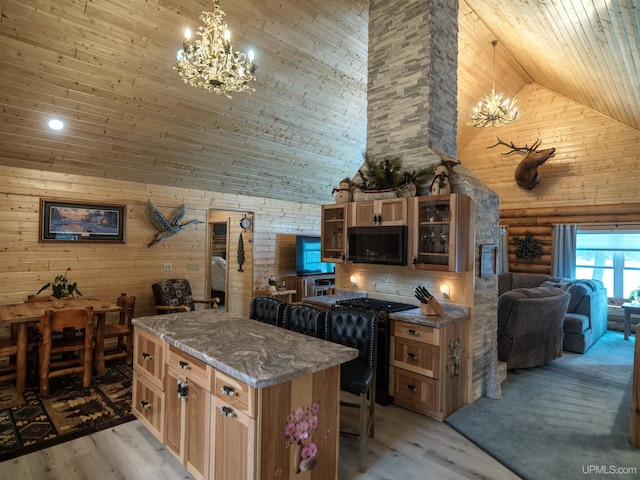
[0,297,121,393]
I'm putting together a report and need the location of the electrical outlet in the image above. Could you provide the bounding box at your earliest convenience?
[163,263,172,272]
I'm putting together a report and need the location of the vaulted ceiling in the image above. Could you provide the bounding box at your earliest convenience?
[0,0,637,204]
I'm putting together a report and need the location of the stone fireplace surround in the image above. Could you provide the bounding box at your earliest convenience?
[362,0,501,402]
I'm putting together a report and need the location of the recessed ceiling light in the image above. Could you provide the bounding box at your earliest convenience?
[47,118,65,131]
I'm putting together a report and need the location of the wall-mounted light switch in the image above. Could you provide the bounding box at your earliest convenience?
[164,263,172,272]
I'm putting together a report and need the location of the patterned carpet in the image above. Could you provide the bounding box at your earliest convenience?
[0,359,133,462]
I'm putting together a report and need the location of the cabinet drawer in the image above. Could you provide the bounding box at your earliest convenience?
[134,328,166,388]
[391,336,439,378]
[393,320,440,346]
[213,370,256,418]
[390,366,438,416]
[132,372,164,441]
[167,345,211,389]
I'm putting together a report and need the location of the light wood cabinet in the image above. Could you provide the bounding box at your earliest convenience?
[321,204,348,262]
[164,346,213,480]
[134,328,166,388]
[389,319,466,420]
[211,392,256,480]
[132,328,166,441]
[286,274,335,302]
[132,371,164,441]
[410,193,471,272]
[351,197,407,226]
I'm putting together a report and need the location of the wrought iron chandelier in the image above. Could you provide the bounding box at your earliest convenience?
[467,40,520,127]
[174,0,256,97]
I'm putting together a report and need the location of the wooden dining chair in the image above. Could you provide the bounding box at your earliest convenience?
[38,307,94,397]
[102,293,136,364]
[0,336,19,387]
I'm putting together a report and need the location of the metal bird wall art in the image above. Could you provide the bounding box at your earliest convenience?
[145,199,201,247]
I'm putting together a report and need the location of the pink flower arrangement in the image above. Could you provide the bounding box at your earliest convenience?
[284,402,320,459]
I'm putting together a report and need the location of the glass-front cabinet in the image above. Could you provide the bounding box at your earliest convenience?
[411,193,471,272]
[321,204,347,262]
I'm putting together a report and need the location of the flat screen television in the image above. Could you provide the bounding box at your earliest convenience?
[296,235,335,275]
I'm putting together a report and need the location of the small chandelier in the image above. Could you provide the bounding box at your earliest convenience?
[174,0,256,97]
[467,40,520,127]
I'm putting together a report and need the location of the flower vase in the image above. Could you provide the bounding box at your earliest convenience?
[51,296,65,308]
[293,444,301,474]
[293,444,316,474]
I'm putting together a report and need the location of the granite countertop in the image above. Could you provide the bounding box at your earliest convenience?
[132,310,358,389]
[389,304,469,327]
[304,292,469,328]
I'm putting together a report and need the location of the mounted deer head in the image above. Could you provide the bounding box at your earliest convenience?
[488,138,556,190]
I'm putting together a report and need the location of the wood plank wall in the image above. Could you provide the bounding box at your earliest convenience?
[0,165,321,330]
[459,83,640,275]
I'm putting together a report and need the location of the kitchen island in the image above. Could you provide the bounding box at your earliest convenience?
[131,310,358,480]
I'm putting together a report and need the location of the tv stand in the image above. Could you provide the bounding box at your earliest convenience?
[287,274,335,302]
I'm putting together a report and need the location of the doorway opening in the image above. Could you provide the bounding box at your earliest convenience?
[207,210,253,316]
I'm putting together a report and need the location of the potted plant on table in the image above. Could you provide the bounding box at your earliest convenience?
[37,267,83,306]
[629,287,640,304]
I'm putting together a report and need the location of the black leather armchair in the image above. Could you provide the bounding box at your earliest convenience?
[282,304,326,339]
[325,308,378,472]
[249,296,286,327]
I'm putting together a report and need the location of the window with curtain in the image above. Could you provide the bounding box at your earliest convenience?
[575,228,640,299]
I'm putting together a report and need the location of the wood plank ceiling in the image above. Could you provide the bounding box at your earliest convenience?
[0,0,637,205]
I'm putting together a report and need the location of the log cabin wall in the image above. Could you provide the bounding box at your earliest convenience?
[0,165,320,325]
[459,84,640,274]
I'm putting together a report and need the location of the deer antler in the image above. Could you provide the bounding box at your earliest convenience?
[487,137,542,156]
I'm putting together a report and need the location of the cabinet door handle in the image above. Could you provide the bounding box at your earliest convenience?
[140,400,152,409]
[220,406,236,418]
[405,384,417,392]
[178,360,190,370]
[141,352,152,360]
[406,353,418,360]
[221,385,237,396]
[177,379,188,400]
[407,329,418,336]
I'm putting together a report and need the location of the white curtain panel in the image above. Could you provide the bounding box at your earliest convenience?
[498,226,509,274]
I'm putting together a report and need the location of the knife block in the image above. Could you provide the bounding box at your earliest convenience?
[420,297,444,316]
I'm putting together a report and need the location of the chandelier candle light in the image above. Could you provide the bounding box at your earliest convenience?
[174,0,256,97]
[467,40,520,127]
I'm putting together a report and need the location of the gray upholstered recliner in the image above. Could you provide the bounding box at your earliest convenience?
[498,286,571,370]
[498,273,608,353]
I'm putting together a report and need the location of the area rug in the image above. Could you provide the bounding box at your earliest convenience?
[446,331,639,480]
[0,359,133,462]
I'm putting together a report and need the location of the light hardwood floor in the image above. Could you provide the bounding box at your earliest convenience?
[0,398,521,480]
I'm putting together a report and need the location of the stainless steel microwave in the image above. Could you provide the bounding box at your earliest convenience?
[347,225,408,266]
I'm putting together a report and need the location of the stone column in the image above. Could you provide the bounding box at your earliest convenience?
[367,0,459,168]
